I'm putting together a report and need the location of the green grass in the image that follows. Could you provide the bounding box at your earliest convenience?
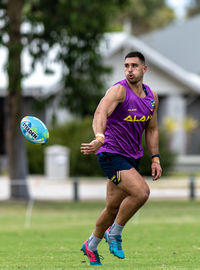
[0,200,200,270]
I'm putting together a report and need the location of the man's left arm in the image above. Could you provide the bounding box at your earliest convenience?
[145,91,162,181]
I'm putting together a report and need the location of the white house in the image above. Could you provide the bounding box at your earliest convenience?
[139,14,200,157]
[101,31,200,157]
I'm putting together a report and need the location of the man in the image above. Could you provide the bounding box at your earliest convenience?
[80,51,162,266]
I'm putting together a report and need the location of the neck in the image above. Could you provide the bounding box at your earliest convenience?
[126,80,145,97]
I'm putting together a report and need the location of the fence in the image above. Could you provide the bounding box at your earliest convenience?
[0,175,200,201]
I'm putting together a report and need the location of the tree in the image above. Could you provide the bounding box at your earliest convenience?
[108,0,176,35]
[0,0,128,199]
[2,0,29,199]
[186,0,200,17]
[24,0,128,116]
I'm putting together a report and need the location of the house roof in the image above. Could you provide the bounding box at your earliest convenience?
[140,14,200,74]
[102,32,200,93]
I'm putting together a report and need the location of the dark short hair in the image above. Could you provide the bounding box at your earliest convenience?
[125,51,145,64]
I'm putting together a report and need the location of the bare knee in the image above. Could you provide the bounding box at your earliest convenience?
[141,187,150,203]
[134,186,150,205]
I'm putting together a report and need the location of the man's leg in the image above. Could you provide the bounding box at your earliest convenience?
[81,168,150,263]
[115,168,150,226]
[91,167,149,243]
[81,180,127,265]
[93,180,127,239]
[104,168,150,258]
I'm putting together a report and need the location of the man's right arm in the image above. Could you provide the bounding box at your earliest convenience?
[80,84,126,155]
[93,84,125,136]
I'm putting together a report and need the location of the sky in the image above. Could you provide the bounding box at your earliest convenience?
[167,0,189,18]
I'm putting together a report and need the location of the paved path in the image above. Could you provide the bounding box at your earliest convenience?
[0,176,200,201]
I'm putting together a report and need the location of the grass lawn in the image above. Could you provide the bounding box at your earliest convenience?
[0,200,199,270]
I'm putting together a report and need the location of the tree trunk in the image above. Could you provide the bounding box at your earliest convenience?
[6,0,29,200]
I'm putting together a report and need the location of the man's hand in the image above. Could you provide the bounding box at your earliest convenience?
[151,162,162,181]
[80,139,102,155]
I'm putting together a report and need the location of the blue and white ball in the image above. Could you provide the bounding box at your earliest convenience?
[20,116,49,145]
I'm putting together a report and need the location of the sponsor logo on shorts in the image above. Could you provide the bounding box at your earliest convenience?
[111,171,121,185]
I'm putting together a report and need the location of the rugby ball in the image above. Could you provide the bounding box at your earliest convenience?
[20,116,49,145]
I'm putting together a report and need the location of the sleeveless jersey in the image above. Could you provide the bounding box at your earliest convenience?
[96,79,155,159]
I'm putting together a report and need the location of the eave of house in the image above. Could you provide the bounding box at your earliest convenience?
[102,32,200,94]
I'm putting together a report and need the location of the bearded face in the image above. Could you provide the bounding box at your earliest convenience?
[124,57,147,85]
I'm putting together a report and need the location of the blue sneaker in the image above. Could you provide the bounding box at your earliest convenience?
[81,240,102,266]
[104,227,125,259]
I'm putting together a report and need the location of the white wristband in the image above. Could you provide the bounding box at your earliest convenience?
[95,133,105,139]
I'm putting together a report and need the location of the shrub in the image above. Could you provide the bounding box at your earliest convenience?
[26,117,176,176]
[26,117,104,176]
[26,143,45,174]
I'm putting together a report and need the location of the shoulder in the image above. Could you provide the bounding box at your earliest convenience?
[105,83,126,103]
[151,90,158,101]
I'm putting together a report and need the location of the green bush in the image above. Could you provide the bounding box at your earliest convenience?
[26,143,45,174]
[26,117,176,176]
[26,117,104,176]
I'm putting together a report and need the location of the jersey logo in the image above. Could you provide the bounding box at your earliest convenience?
[128,108,137,111]
[150,99,155,108]
[124,115,152,122]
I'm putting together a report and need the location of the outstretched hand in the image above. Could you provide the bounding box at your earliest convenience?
[151,162,162,181]
[80,139,102,155]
